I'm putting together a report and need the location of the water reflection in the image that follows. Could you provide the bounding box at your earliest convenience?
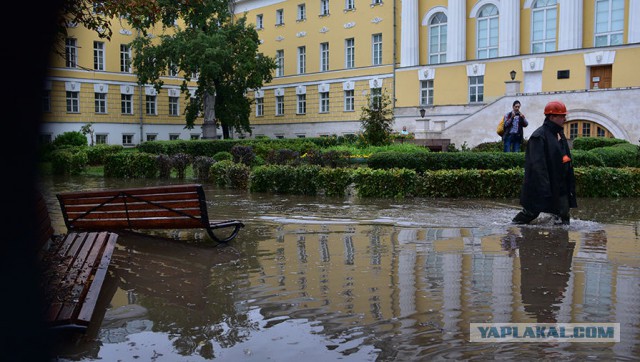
[39,177,640,361]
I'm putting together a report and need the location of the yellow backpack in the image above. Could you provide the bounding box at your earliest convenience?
[496,116,505,137]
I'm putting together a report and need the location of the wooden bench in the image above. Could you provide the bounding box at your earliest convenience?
[56,184,244,243]
[36,191,118,331]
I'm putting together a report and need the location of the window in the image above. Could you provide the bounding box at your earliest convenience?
[190,134,200,140]
[345,0,354,10]
[595,0,624,46]
[276,95,285,115]
[298,46,306,74]
[371,88,382,109]
[169,96,179,116]
[120,44,132,72]
[476,5,498,59]
[420,80,434,106]
[65,38,77,68]
[597,126,606,137]
[320,42,329,71]
[169,134,180,140]
[146,95,157,115]
[344,89,354,111]
[569,123,578,139]
[345,38,355,68]
[372,34,382,65]
[582,123,591,137]
[531,0,557,53]
[168,63,179,77]
[297,94,306,114]
[121,94,133,114]
[320,0,329,16]
[372,0,382,4]
[276,9,284,25]
[468,76,484,103]
[256,14,263,29]
[122,134,134,145]
[256,97,264,116]
[297,4,306,20]
[276,50,284,77]
[94,41,105,71]
[96,134,108,144]
[429,12,447,64]
[320,92,330,113]
[95,92,107,114]
[146,134,157,142]
[42,90,51,112]
[66,91,79,113]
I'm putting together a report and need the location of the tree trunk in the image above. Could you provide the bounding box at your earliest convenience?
[201,92,218,139]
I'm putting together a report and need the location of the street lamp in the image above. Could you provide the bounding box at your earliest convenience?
[510,70,517,81]
[419,108,426,118]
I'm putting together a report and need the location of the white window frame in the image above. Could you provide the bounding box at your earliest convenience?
[345,38,355,69]
[344,89,354,111]
[420,80,434,106]
[594,0,624,47]
[96,134,108,144]
[297,94,307,114]
[298,46,306,74]
[276,50,284,77]
[120,44,132,73]
[94,92,107,114]
[429,12,447,64]
[531,0,557,53]
[297,4,306,20]
[169,96,179,116]
[476,5,498,59]
[256,14,264,29]
[319,92,330,113]
[372,33,382,66]
[468,76,484,103]
[276,9,284,25]
[146,95,157,115]
[168,62,179,77]
[320,0,330,16]
[345,0,354,10]
[276,95,285,115]
[370,87,382,110]
[122,134,134,145]
[256,97,264,116]
[94,41,105,71]
[121,94,133,115]
[65,38,77,68]
[66,91,79,113]
[320,42,329,72]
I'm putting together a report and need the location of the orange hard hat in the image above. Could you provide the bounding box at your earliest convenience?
[544,101,568,115]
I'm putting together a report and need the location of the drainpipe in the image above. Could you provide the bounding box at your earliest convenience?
[392,0,397,110]
[139,84,144,144]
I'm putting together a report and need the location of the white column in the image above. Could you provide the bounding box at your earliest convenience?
[558,0,583,50]
[400,0,419,66]
[499,0,520,56]
[447,0,466,62]
[630,0,640,43]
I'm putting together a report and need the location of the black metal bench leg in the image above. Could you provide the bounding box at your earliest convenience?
[206,224,243,243]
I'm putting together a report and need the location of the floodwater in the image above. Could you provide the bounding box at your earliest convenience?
[40,176,640,361]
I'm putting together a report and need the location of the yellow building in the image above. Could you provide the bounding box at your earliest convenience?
[43,0,640,148]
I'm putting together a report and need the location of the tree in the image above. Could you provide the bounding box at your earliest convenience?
[80,122,94,146]
[360,89,395,146]
[130,0,276,138]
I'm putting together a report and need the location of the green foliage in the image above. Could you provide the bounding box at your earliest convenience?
[85,144,124,165]
[367,151,524,172]
[210,160,250,189]
[230,145,255,166]
[416,169,523,198]
[171,153,191,179]
[572,137,629,151]
[193,156,215,181]
[249,165,320,195]
[104,152,158,178]
[587,143,639,167]
[50,149,88,175]
[352,168,417,198]
[359,90,394,146]
[318,168,354,197]
[53,131,87,148]
[570,150,605,167]
[472,141,503,152]
[156,154,173,178]
[212,151,233,162]
[574,167,640,197]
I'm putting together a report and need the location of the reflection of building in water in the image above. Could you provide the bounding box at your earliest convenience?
[246,223,639,349]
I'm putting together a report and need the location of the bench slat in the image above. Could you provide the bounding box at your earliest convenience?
[69,218,205,230]
[62,200,202,213]
[57,191,201,206]
[64,208,202,220]
[77,232,118,324]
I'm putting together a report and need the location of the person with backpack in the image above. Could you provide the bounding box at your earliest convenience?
[503,100,528,152]
[512,100,577,225]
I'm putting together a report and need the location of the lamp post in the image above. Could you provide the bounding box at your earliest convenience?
[510,70,516,81]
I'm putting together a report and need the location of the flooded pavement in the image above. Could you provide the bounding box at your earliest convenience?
[40,176,640,361]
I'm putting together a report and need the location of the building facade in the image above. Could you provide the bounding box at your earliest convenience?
[43,0,640,148]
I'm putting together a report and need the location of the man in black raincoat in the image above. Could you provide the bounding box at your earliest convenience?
[512,101,577,225]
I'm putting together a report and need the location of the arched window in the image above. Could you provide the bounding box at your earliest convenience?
[531,0,557,53]
[565,120,613,139]
[476,5,498,59]
[429,12,447,64]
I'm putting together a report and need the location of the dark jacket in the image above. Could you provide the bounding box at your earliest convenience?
[503,111,528,140]
[520,119,577,214]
